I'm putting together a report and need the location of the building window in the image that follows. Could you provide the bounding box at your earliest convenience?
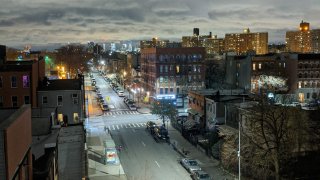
[298,81,302,88]
[24,96,30,104]
[22,75,30,88]
[165,65,168,73]
[170,88,173,92]
[177,88,179,94]
[11,76,17,88]
[42,96,48,104]
[58,114,63,123]
[253,63,256,70]
[176,65,180,73]
[73,98,78,104]
[72,94,78,98]
[0,96,3,107]
[73,113,79,122]
[165,88,168,94]
[57,95,63,106]
[160,65,163,73]
[12,96,18,107]
[159,76,163,83]
[160,88,163,94]
[307,93,310,99]
[258,63,262,69]
[0,76,2,88]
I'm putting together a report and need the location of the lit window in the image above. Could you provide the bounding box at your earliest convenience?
[258,63,262,69]
[159,77,163,83]
[58,114,63,122]
[22,75,30,88]
[57,95,63,106]
[73,113,79,122]
[176,65,180,73]
[298,82,301,88]
[11,76,17,88]
[253,63,256,70]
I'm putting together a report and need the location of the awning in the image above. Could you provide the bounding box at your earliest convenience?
[188,109,204,117]
[188,109,198,115]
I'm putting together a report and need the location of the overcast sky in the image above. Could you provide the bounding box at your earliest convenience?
[0,0,319,47]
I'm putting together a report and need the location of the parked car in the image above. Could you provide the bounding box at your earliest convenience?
[117,90,125,97]
[191,170,211,180]
[125,99,135,106]
[180,158,201,173]
[128,104,137,111]
[100,103,110,111]
[146,121,157,130]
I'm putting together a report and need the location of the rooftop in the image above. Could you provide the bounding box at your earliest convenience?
[58,125,85,180]
[38,79,82,91]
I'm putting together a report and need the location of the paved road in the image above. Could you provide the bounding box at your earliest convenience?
[112,126,191,180]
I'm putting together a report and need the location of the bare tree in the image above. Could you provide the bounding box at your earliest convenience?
[240,97,298,180]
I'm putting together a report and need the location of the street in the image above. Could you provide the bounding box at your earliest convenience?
[86,71,191,180]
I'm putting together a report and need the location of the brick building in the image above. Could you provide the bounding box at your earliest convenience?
[140,47,206,102]
[0,46,45,108]
[0,105,33,180]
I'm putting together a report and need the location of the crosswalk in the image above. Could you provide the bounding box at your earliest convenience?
[105,123,147,131]
[103,110,140,116]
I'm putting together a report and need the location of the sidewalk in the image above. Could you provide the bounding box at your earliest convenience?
[136,103,235,180]
[86,124,127,180]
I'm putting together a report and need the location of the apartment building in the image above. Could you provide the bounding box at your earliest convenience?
[140,46,206,101]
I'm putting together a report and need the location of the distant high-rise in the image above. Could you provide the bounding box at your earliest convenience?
[182,29,223,55]
[286,21,320,53]
[224,28,268,55]
[140,37,170,49]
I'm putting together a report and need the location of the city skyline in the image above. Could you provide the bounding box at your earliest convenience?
[0,0,319,47]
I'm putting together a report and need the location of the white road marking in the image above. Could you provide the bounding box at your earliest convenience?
[112,125,115,130]
[132,124,136,127]
[116,125,119,130]
[136,123,141,127]
[120,124,123,128]
[155,161,160,168]
[125,124,128,128]
[141,141,146,147]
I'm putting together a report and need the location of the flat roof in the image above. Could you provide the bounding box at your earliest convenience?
[38,79,82,91]
[58,125,84,180]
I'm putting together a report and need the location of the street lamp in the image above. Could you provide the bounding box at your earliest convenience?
[123,71,127,90]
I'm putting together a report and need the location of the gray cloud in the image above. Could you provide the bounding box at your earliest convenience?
[0,0,319,46]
